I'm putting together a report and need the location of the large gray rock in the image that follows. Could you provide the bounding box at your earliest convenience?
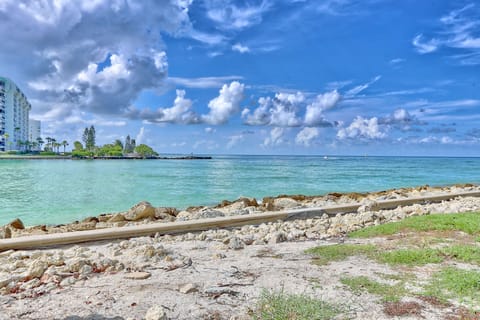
[268,231,287,244]
[273,198,299,209]
[124,201,156,221]
[154,207,177,221]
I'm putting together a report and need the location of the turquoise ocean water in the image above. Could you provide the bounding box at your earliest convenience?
[1,155,479,226]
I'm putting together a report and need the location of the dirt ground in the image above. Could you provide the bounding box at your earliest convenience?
[0,235,472,320]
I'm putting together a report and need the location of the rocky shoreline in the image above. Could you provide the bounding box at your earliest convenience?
[1,184,480,319]
[2,184,479,240]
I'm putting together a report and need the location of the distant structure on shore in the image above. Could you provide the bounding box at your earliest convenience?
[28,119,41,151]
[0,77,40,151]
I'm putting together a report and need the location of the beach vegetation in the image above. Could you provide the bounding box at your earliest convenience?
[73,141,83,150]
[97,143,124,157]
[71,134,159,159]
[340,276,408,302]
[254,289,340,320]
[439,244,480,264]
[423,267,480,306]
[135,144,159,158]
[83,126,96,151]
[305,244,375,265]
[308,243,480,267]
[114,139,123,150]
[349,212,480,238]
[376,248,442,266]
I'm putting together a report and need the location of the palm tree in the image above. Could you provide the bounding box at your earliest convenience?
[25,141,32,152]
[31,141,38,152]
[45,137,52,151]
[61,140,69,153]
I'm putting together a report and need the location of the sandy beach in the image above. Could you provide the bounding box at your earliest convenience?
[1,184,480,319]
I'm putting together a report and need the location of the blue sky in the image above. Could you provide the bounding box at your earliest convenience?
[1,0,479,156]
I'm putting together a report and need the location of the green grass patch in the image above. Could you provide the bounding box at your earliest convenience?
[377,248,443,266]
[305,244,376,265]
[340,276,408,302]
[254,290,340,320]
[307,241,480,268]
[440,245,480,264]
[349,212,480,238]
[377,245,480,266]
[423,267,480,305]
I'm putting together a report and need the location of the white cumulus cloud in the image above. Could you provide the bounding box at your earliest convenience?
[337,116,387,140]
[126,89,200,124]
[243,92,305,127]
[202,81,245,125]
[0,0,198,123]
[295,127,320,147]
[304,90,340,126]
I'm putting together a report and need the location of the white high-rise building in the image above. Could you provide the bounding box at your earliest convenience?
[29,119,41,150]
[0,77,32,151]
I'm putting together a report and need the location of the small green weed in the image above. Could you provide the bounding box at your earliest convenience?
[377,248,443,266]
[349,212,480,238]
[340,276,408,302]
[423,267,480,306]
[440,245,480,264]
[305,244,376,265]
[254,290,340,320]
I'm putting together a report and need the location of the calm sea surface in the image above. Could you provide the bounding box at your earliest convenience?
[1,155,479,226]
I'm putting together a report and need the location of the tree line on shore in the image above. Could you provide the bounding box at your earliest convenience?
[2,131,68,154]
[72,126,159,158]
[1,125,159,158]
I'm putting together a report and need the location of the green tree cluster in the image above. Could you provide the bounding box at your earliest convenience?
[135,144,159,158]
[71,140,93,158]
[82,126,96,151]
[71,127,158,158]
[97,143,123,157]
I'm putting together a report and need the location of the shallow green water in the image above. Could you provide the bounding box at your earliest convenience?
[0,155,479,226]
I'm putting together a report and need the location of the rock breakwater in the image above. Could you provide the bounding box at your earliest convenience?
[1,184,479,240]
[1,184,480,299]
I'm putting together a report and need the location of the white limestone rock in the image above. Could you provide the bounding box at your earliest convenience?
[273,197,299,209]
[27,260,48,278]
[145,305,167,320]
[124,201,156,221]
